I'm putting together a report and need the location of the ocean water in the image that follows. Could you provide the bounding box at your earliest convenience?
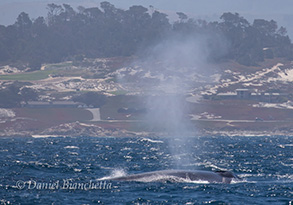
[0,135,292,204]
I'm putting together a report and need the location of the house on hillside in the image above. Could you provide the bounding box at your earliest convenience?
[236,89,252,99]
[204,88,289,102]
[208,89,253,100]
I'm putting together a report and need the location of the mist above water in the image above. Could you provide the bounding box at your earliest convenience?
[141,33,226,127]
[124,32,227,167]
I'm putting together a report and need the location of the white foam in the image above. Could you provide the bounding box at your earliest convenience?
[98,169,127,181]
[31,135,59,138]
[68,152,79,155]
[230,178,247,184]
[283,144,293,147]
[64,146,79,149]
[140,138,164,143]
[276,174,293,180]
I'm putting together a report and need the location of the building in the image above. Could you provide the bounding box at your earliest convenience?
[205,88,289,102]
[236,89,252,99]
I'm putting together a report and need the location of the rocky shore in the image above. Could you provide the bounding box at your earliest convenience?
[0,121,156,138]
[1,120,293,138]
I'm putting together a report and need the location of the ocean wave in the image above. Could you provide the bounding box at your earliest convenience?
[98,168,127,181]
[64,146,79,149]
[140,138,164,143]
[120,147,132,151]
[1,136,292,203]
[31,135,59,138]
[68,152,79,155]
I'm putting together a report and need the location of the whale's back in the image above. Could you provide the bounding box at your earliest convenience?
[109,170,240,184]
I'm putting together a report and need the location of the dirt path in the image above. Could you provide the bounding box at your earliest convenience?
[86,108,101,121]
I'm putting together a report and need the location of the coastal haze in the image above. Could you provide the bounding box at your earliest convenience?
[0,0,292,204]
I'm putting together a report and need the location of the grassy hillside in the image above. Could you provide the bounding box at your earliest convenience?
[0,70,55,81]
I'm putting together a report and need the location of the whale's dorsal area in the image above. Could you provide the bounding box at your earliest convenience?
[109,170,241,184]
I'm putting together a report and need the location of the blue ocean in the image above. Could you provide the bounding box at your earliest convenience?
[0,135,292,204]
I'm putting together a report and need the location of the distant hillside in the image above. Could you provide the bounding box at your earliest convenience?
[0,1,292,70]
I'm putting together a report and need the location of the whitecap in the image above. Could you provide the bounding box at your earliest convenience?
[280,162,293,167]
[64,146,79,149]
[276,174,293,180]
[150,147,159,151]
[120,147,132,151]
[99,166,114,170]
[238,173,262,178]
[283,144,293,147]
[201,162,226,171]
[68,152,79,155]
[231,178,247,184]
[140,138,164,143]
[32,135,59,138]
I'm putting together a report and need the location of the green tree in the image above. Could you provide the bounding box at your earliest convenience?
[176,12,188,22]
[0,3,293,67]
[14,12,32,34]
[20,87,38,103]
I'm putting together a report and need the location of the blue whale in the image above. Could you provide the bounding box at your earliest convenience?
[109,170,241,184]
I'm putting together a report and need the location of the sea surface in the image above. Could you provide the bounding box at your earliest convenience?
[0,135,292,204]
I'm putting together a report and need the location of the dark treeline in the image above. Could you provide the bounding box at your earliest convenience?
[0,1,292,69]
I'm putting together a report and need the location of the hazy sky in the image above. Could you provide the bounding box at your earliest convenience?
[1,0,293,37]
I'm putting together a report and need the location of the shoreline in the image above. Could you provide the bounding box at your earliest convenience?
[1,127,292,138]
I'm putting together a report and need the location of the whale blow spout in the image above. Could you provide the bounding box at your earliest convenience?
[108,170,241,184]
